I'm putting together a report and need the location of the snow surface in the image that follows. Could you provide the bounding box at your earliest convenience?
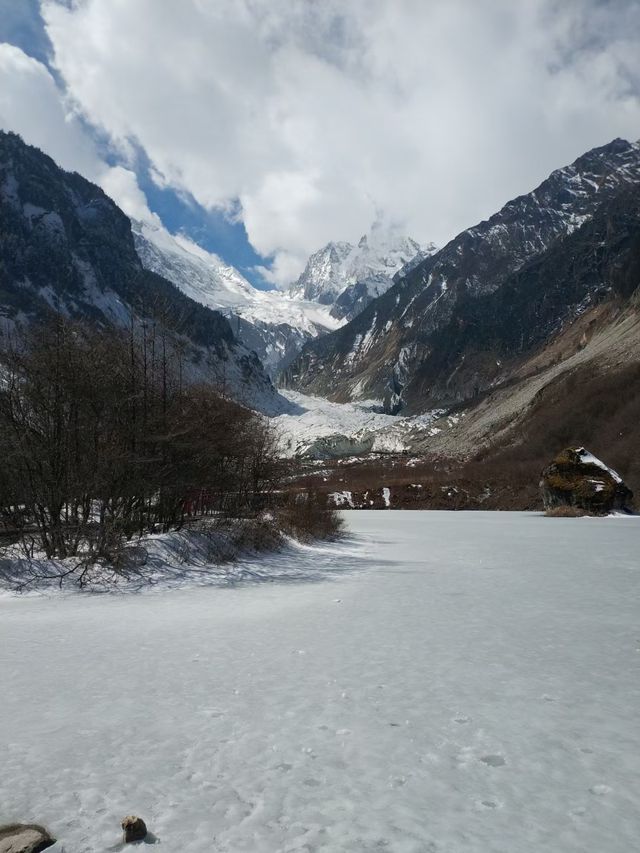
[133,219,257,310]
[133,220,341,334]
[2,511,640,852]
[576,447,623,484]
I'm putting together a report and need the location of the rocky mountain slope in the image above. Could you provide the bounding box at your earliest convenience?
[0,131,283,413]
[289,227,436,322]
[284,138,640,413]
[282,165,640,509]
[133,220,342,376]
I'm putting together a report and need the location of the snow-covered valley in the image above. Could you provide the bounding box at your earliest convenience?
[2,511,639,853]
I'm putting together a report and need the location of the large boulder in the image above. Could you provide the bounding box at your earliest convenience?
[0,824,55,853]
[540,447,633,514]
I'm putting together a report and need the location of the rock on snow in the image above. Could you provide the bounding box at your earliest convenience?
[0,824,55,853]
[541,447,633,514]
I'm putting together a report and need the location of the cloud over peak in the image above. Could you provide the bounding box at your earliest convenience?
[4,1,640,285]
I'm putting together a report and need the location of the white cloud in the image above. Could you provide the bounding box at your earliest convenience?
[254,253,309,289]
[0,42,101,177]
[16,2,640,284]
[0,42,156,223]
[98,164,158,224]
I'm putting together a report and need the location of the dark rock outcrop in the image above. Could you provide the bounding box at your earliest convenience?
[540,447,633,514]
[0,824,55,853]
[121,815,147,844]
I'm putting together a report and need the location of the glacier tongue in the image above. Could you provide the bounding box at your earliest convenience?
[272,389,442,459]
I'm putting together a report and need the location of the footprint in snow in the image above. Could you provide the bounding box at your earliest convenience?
[589,784,612,796]
[480,754,506,767]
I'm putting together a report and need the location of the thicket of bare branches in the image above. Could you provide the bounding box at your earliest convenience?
[0,318,284,565]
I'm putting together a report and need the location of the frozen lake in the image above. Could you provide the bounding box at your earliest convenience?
[1,511,639,852]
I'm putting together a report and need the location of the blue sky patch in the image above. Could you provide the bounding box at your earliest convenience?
[0,0,274,289]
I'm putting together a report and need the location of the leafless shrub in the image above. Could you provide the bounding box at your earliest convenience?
[0,317,287,575]
[234,517,284,553]
[544,505,594,518]
[276,492,345,542]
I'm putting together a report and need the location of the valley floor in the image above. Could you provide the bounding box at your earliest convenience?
[1,512,639,852]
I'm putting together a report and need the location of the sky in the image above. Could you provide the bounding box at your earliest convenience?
[1,0,639,289]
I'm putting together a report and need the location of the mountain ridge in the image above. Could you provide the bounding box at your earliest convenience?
[0,130,283,414]
[133,218,433,375]
[283,137,640,413]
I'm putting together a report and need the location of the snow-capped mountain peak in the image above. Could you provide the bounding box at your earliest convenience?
[288,228,437,321]
[288,241,353,305]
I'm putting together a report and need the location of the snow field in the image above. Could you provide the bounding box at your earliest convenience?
[1,512,639,852]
